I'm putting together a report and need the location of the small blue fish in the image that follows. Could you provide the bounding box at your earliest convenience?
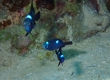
[23,0,40,36]
[43,39,72,51]
[55,48,64,66]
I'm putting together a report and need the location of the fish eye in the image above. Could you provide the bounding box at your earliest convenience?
[56,40,59,44]
[60,55,64,58]
[46,42,49,45]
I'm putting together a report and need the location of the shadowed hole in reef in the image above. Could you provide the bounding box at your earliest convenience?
[63,49,86,60]
[73,61,84,76]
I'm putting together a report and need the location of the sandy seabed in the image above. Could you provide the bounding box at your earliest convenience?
[0,27,110,80]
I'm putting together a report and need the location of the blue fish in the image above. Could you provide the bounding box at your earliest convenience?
[23,0,40,36]
[55,48,64,66]
[43,39,72,51]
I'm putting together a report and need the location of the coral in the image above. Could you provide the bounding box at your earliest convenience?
[0,19,12,30]
[2,0,30,12]
[35,0,55,10]
[0,0,28,30]
[0,10,25,30]
[76,0,82,3]
[68,0,82,3]
[65,1,81,13]
[54,0,81,22]
[68,0,74,2]
[8,11,24,24]
[38,0,82,41]
[56,0,65,15]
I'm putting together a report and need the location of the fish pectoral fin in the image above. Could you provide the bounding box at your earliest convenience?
[58,62,63,66]
[35,11,40,21]
[58,62,61,66]
[55,50,58,55]
[32,22,36,28]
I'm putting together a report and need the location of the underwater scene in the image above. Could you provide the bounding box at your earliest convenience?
[0,0,110,80]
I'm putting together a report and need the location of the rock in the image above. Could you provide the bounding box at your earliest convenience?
[81,0,110,39]
[106,0,110,12]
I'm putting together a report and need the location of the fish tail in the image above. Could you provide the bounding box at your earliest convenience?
[25,33,28,36]
[64,41,73,45]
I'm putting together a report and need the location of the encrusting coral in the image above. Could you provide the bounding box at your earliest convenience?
[0,19,11,30]
[0,0,30,29]
[35,0,55,10]
[2,0,30,12]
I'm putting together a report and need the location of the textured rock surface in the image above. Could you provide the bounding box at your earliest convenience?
[81,0,110,39]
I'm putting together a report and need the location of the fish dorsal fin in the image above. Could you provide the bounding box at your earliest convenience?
[31,0,33,8]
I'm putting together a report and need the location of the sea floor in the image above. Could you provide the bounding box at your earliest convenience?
[0,27,110,80]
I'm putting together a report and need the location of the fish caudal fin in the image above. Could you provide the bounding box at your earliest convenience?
[35,11,40,21]
[25,32,33,37]
[25,33,29,36]
[64,41,73,45]
[58,62,61,66]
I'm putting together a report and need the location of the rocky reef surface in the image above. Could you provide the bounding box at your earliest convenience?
[0,0,110,80]
[0,0,110,54]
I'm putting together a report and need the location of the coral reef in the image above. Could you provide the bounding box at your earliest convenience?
[0,19,11,30]
[0,0,110,56]
[2,0,30,12]
[0,11,25,29]
[76,0,82,3]
[0,0,29,30]
[38,0,82,42]
[56,0,66,15]
[35,0,55,10]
